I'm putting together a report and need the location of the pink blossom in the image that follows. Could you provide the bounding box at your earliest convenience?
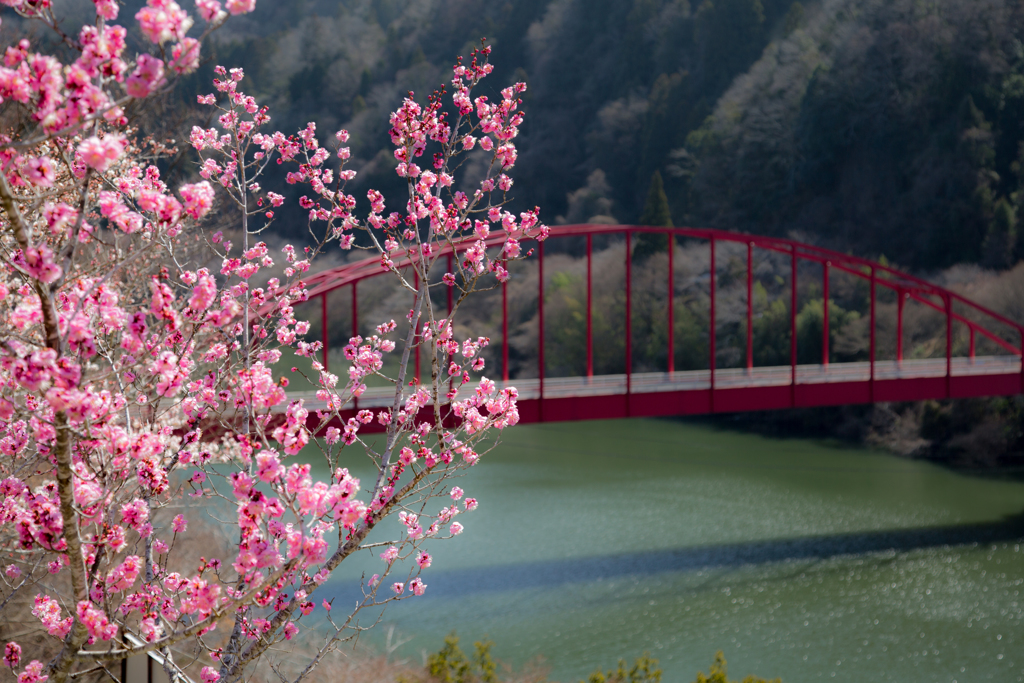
[170,38,201,74]
[32,595,71,638]
[120,499,149,529]
[180,181,215,220]
[255,450,284,482]
[225,0,255,14]
[76,601,117,641]
[16,660,45,683]
[391,582,404,594]
[92,0,118,19]
[126,54,165,98]
[416,552,431,569]
[449,486,463,501]
[135,0,191,44]
[78,135,125,172]
[271,400,309,454]
[408,578,426,596]
[236,362,286,410]
[188,269,217,311]
[20,244,61,284]
[449,522,464,536]
[195,0,223,21]
[200,667,219,683]
[3,642,21,668]
[22,156,54,187]
[105,555,141,592]
[283,622,299,640]
[172,514,187,533]
[380,546,399,564]
[5,565,20,579]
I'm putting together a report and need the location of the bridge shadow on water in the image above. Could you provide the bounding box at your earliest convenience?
[328,510,1024,603]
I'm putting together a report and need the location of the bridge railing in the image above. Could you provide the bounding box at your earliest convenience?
[297,225,1024,413]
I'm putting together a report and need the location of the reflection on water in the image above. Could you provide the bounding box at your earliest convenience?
[320,419,1024,683]
[333,513,1024,600]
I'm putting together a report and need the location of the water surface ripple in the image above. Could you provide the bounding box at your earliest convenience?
[321,419,1024,683]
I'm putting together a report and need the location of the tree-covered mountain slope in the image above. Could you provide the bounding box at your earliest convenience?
[180,0,1024,269]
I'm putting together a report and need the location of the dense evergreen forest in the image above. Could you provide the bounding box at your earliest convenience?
[180,0,1024,271]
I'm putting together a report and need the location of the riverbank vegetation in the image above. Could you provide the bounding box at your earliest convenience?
[401,634,780,683]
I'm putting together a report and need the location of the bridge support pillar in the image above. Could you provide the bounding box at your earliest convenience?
[897,288,904,367]
[587,233,593,381]
[822,261,829,368]
[502,277,508,382]
[790,246,797,407]
[870,267,876,403]
[668,233,674,376]
[321,292,328,371]
[946,294,952,398]
[352,281,358,409]
[746,241,753,374]
[414,269,420,384]
[538,239,545,420]
[710,237,716,412]
[625,232,632,416]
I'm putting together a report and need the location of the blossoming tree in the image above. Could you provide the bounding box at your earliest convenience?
[0,2,546,683]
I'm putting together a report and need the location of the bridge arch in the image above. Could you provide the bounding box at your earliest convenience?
[297,225,1024,428]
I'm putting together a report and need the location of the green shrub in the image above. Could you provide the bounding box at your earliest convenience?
[691,651,781,683]
[421,640,779,683]
[427,634,498,683]
[581,653,661,683]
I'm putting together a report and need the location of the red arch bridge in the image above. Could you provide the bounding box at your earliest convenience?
[294,225,1024,432]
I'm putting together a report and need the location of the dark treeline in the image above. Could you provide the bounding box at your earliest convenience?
[176,0,1024,271]
[179,0,797,239]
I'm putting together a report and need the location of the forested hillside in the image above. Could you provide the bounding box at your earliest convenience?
[179,0,798,236]
[176,0,1024,271]
[685,0,1024,269]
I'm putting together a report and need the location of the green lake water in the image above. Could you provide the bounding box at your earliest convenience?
[319,419,1024,682]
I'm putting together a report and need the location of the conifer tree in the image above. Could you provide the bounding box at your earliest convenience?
[982,196,1018,268]
[633,171,673,261]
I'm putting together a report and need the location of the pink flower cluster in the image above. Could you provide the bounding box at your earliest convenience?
[3,642,21,669]
[15,660,46,683]
[78,135,125,172]
[31,595,72,639]
[0,26,547,681]
[135,0,191,45]
[126,54,165,98]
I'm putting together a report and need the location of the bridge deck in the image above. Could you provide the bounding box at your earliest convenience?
[294,355,1022,415]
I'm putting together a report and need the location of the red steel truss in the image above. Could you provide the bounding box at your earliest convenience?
[296,225,1024,432]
